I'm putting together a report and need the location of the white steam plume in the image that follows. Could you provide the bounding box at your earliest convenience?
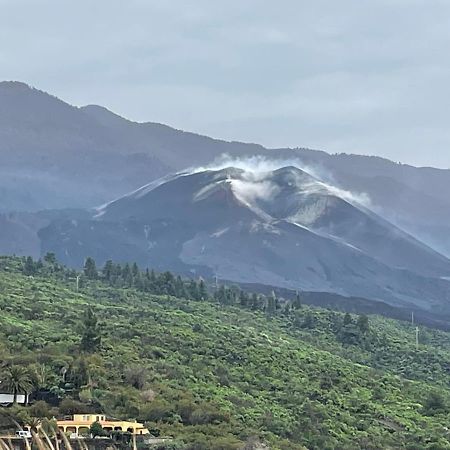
[186,154,372,208]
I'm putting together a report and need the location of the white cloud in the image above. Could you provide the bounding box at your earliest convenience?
[2,0,450,167]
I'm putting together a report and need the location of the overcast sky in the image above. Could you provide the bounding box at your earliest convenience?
[2,0,450,168]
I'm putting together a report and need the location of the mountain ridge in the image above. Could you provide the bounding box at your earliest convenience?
[2,81,450,262]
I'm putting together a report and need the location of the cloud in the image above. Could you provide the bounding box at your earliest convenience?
[2,0,450,167]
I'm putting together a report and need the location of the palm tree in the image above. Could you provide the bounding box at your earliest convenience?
[2,366,33,404]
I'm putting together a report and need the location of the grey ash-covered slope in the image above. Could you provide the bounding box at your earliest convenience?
[41,166,450,311]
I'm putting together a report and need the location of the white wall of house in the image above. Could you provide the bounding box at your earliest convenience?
[0,393,26,404]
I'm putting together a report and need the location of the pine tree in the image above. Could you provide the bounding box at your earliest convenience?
[122,263,132,287]
[293,291,302,309]
[189,280,200,300]
[43,252,57,265]
[161,271,176,296]
[150,269,156,283]
[216,285,226,305]
[251,293,259,310]
[134,271,143,289]
[84,257,98,280]
[267,292,276,315]
[80,307,101,353]
[132,262,139,278]
[102,260,114,282]
[275,297,281,311]
[224,288,232,305]
[175,276,185,298]
[115,263,122,278]
[23,256,36,276]
[239,290,249,308]
[199,279,208,301]
[284,303,291,315]
[357,315,370,334]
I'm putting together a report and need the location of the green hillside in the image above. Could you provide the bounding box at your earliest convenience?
[1,255,450,449]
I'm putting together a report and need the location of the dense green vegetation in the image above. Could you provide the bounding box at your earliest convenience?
[2,255,450,449]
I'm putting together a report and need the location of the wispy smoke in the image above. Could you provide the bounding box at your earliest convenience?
[231,179,280,204]
[187,154,372,208]
[319,182,372,208]
[187,153,319,179]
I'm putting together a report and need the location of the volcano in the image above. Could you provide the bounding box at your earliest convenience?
[37,166,450,311]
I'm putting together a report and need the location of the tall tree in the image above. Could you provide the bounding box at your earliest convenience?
[216,285,226,305]
[134,271,143,289]
[266,292,277,315]
[239,290,249,308]
[188,280,200,300]
[357,315,370,334]
[80,307,101,353]
[84,257,98,280]
[150,269,156,283]
[102,260,114,282]
[23,256,36,276]
[43,252,57,266]
[293,291,302,309]
[131,262,140,278]
[251,293,260,310]
[122,263,132,287]
[198,279,208,301]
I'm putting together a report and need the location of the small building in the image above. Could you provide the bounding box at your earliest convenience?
[56,414,149,436]
[0,393,27,406]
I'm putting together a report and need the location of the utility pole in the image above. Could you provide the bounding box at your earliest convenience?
[415,326,419,351]
[76,275,80,292]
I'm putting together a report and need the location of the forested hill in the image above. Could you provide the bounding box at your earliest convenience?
[1,256,450,449]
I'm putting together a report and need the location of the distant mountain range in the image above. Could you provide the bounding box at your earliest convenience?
[2,81,450,314]
[1,81,450,256]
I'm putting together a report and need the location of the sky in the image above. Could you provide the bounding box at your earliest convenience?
[2,0,450,168]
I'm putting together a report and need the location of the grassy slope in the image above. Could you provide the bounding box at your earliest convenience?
[1,256,450,449]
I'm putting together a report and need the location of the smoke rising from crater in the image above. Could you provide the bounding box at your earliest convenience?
[187,154,372,208]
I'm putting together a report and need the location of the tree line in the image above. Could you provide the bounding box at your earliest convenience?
[22,254,371,343]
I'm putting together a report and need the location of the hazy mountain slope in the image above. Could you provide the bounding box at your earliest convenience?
[0,209,92,260]
[0,82,260,211]
[35,166,450,311]
[81,104,264,169]
[2,81,450,258]
[0,214,41,256]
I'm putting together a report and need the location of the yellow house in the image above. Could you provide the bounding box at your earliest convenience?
[57,414,150,436]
